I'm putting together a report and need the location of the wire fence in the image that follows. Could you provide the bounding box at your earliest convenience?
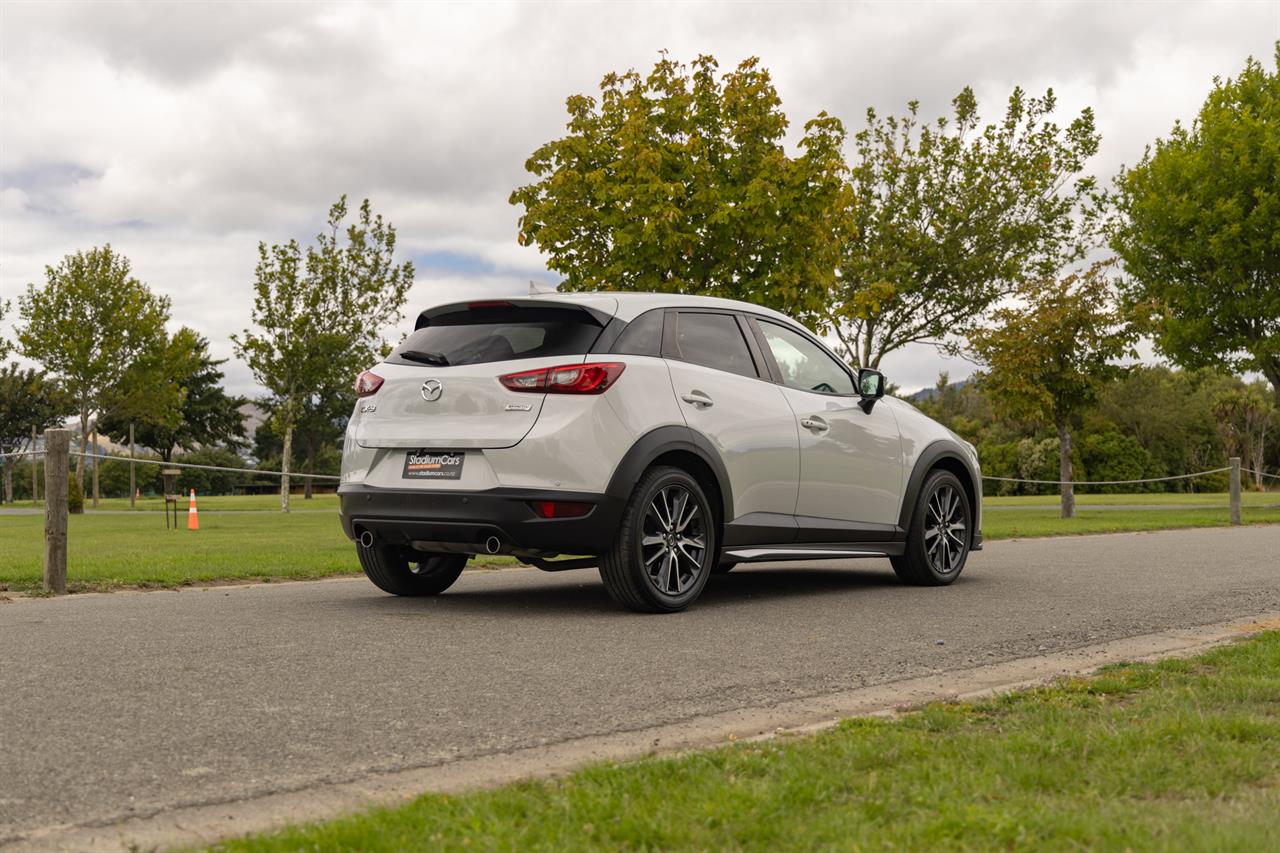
[979,468,1233,486]
[1,452,1274,487]
[0,448,338,480]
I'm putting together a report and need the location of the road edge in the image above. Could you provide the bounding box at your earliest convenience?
[12,611,1280,853]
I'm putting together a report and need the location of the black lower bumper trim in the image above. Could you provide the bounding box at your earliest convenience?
[339,485,624,555]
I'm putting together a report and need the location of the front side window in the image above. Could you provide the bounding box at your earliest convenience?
[757,320,855,395]
[674,312,758,378]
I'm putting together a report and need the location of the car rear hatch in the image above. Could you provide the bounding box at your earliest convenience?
[354,298,617,450]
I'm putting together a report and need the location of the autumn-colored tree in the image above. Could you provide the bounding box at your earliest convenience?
[233,197,413,512]
[1111,46,1280,403]
[969,263,1137,517]
[510,54,852,317]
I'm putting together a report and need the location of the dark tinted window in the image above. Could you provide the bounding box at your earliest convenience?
[674,312,757,378]
[612,310,664,357]
[388,307,602,367]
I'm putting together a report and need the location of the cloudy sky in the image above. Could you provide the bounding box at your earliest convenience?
[2,0,1277,396]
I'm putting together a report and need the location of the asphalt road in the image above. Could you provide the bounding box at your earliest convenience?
[2,525,1278,847]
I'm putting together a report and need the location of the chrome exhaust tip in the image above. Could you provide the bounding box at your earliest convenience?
[484,535,502,555]
[358,530,375,549]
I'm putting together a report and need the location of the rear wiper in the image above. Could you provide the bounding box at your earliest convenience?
[399,349,450,366]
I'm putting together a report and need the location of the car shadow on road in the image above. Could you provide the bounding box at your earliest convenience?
[332,562,932,617]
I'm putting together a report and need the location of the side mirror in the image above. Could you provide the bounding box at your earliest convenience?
[857,368,885,413]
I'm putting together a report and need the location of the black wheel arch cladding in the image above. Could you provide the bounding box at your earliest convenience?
[605,425,734,524]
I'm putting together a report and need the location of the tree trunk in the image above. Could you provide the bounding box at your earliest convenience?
[2,458,11,504]
[75,409,88,492]
[1056,419,1075,519]
[280,421,293,513]
[303,440,315,500]
[129,423,136,509]
[91,427,100,508]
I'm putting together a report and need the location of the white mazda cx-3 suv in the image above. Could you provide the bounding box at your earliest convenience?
[339,293,982,612]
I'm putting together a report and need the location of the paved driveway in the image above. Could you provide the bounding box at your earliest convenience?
[1,525,1277,848]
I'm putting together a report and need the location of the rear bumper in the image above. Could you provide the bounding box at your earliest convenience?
[338,485,624,555]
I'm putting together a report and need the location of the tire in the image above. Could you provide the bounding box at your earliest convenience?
[599,466,717,612]
[357,545,467,596]
[891,470,972,586]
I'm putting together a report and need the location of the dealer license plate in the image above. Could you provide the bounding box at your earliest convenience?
[402,450,465,481]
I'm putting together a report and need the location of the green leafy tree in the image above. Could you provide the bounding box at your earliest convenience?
[1212,383,1275,489]
[510,54,853,316]
[17,246,170,490]
[98,328,247,462]
[233,197,413,512]
[0,364,70,503]
[832,87,1102,369]
[1111,46,1280,403]
[0,298,11,360]
[969,263,1137,517]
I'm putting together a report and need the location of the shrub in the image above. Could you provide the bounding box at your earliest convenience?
[67,474,84,514]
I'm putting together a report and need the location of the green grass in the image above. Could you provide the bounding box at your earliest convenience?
[13,493,341,512]
[0,511,516,593]
[982,505,1280,538]
[208,631,1280,851]
[2,496,1277,592]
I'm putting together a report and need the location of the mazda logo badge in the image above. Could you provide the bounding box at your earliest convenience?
[420,379,443,402]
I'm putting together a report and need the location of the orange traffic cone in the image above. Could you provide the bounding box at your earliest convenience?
[187,488,199,530]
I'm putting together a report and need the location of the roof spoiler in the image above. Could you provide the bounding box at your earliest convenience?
[413,297,613,331]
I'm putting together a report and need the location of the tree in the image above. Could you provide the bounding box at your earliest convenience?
[1111,46,1280,403]
[829,87,1102,369]
[0,364,70,503]
[1212,384,1275,489]
[510,54,853,316]
[0,298,11,360]
[17,246,170,491]
[233,197,413,511]
[969,263,1137,517]
[98,328,247,462]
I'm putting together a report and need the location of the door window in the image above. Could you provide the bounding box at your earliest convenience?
[674,312,758,378]
[757,321,855,395]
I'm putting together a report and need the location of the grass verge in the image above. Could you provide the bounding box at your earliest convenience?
[2,499,1277,593]
[207,631,1280,851]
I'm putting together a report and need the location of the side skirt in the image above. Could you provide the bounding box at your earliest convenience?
[722,541,904,563]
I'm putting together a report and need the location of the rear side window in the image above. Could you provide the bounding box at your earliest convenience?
[611,310,664,357]
[388,306,603,367]
[673,312,758,378]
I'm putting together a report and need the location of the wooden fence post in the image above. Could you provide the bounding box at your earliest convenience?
[1229,457,1242,526]
[43,428,70,595]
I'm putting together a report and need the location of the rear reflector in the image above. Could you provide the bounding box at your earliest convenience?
[499,362,626,395]
[529,500,594,519]
[354,370,384,397]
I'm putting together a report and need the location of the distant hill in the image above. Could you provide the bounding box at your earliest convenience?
[906,378,973,404]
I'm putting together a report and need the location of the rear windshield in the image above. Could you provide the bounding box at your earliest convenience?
[387,306,604,367]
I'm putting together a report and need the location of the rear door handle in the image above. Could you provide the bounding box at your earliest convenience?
[681,390,714,409]
[800,416,829,433]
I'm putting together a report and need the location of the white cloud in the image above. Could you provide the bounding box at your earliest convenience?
[2,0,1276,395]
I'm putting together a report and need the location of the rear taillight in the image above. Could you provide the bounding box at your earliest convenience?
[499,362,626,395]
[354,370,384,397]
